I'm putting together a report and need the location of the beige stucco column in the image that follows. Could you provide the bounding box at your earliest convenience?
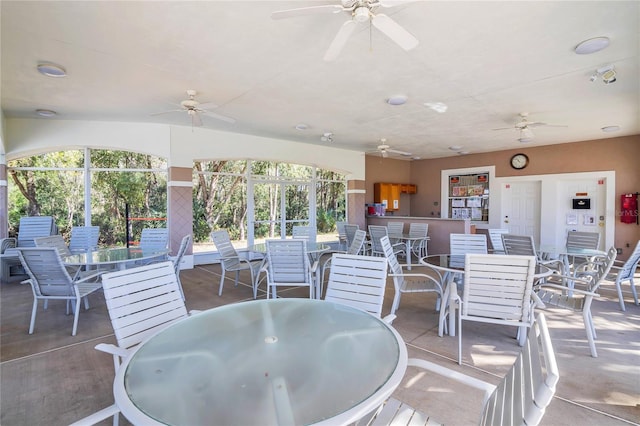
[0,153,7,239]
[168,166,193,267]
[347,179,366,230]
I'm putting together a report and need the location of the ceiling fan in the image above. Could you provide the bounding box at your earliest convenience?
[493,112,567,142]
[368,139,413,159]
[151,90,236,127]
[271,0,419,61]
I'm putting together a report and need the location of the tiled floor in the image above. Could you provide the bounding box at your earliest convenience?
[1,261,639,425]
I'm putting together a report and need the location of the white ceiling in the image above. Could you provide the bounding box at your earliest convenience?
[2,1,639,159]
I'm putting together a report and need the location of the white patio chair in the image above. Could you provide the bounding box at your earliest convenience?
[320,229,367,293]
[292,225,316,243]
[487,228,508,254]
[386,222,405,246]
[344,224,360,250]
[211,230,262,298]
[72,261,194,426]
[537,247,617,357]
[457,253,541,365]
[365,313,558,426]
[564,230,601,269]
[324,253,394,323]
[170,234,192,300]
[265,239,317,299]
[449,233,488,255]
[369,225,403,257]
[16,247,102,336]
[69,225,100,253]
[501,233,564,273]
[336,221,348,250]
[1,216,57,282]
[408,223,429,258]
[139,228,168,250]
[607,240,640,311]
[34,234,72,257]
[381,236,443,317]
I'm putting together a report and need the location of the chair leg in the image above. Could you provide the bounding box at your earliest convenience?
[390,292,401,316]
[29,299,39,334]
[176,274,186,301]
[234,271,240,287]
[72,295,81,336]
[218,269,226,296]
[630,278,639,306]
[615,277,626,311]
[457,315,463,365]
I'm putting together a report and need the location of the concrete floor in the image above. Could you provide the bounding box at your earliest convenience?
[1,261,639,425]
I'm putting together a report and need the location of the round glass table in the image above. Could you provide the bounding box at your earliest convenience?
[63,247,169,270]
[114,299,407,426]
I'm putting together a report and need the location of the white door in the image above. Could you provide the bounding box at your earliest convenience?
[502,181,541,245]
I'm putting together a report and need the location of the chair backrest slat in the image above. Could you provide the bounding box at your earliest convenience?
[17,247,75,296]
[69,226,100,252]
[502,234,538,257]
[387,222,404,235]
[211,230,243,269]
[344,224,359,248]
[266,239,311,283]
[325,253,388,318]
[139,228,169,250]
[368,225,389,254]
[616,240,640,279]
[347,230,367,255]
[566,231,600,250]
[408,223,428,239]
[488,229,509,254]
[173,234,192,274]
[450,233,488,255]
[101,261,188,350]
[34,235,72,257]
[292,225,316,243]
[16,216,56,247]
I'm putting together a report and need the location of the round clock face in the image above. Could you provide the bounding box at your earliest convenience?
[510,153,529,169]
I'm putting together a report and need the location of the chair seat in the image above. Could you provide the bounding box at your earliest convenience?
[364,397,441,426]
[536,289,585,311]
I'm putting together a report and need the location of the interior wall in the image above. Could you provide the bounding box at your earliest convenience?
[410,136,640,259]
[364,156,413,216]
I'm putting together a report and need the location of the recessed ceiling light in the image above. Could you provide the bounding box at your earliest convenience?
[601,125,620,133]
[36,109,57,117]
[449,145,463,151]
[424,102,448,113]
[518,137,533,143]
[575,37,610,55]
[37,62,67,77]
[386,95,407,106]
[295,123,309,130]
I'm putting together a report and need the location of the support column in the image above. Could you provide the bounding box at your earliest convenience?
[347,179,366,230]
[0,153,7,239]
[168,166,193,269]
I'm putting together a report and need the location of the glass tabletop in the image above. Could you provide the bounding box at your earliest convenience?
[421,254,554,277]
[63,247,168,266]
[116,299,406,426]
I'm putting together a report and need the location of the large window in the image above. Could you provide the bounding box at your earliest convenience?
[193,160,346,252]
[7,149,167,246]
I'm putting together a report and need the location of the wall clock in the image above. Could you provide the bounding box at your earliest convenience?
[510,153,529,170]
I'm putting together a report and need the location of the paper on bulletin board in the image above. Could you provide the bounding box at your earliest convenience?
[393,200,399,209]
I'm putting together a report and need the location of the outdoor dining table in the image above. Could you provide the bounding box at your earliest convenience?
[113,298,407,426]
[63,247,169,271]
[421,254,553,338]
[538,245,607,275]
[388,233,430,270]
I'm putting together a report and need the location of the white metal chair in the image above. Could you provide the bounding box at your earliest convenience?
[344,224,359,249]
[365,313,558,426]
[386,222,405,246]
[139,228,169,250]
[171,234,192,300]
[369,225,403,257]
[211,230,262,298]
[449,233,488,255]
[381,236,443,317]
[1,216,57,282]
[336,221,348,250]
[69,225,100,253]
[501,233,564,273]
[487,228,508,254]
[320,229,367,294]
[324,253,394,323]
[34,234,72,257]
[265,239,317,299]
[565,230,601,269]
[292,225,316,243]
[408,223,428,258]
[72,261,192,426]
[16,247,102,336]
[457,253,541,365]
[607,240,640,311]
[537,247,617,357]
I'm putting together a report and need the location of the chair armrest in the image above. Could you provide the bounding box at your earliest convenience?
[382,314,397,324]
[95,343,131,359]
[407,358,496,404]
[0,238,16,254]
[75,270,104,283]
[537,283,599,297]
[311,260,319,273]
[531,291,546,309]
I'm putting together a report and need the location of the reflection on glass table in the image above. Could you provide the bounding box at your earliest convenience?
[63,247,169,271]
[114,299,407,426]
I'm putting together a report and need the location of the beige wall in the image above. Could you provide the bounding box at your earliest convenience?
[364,156,413,216]
[365,135,639,260]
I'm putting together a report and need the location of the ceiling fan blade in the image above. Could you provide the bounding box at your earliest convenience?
[197,102,219,110]
[371,13,418,51]
[200,110,236,124]
[324,20,358,62]
[387,148,412,156]
[271,5,345,20]
[150,109,182,116]
[492,127,514,131]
